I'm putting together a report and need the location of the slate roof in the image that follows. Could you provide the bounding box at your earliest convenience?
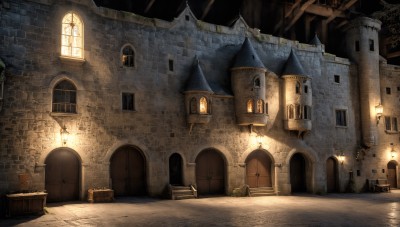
[282,49,307,77]
[232,37,265,69]
[309,33,322,46]
[184,59,214,93]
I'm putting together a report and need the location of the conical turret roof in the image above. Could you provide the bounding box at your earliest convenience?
[232,38,266,69]
[309,33,322,46]
[184,58,213,93]
[282,49,307,76]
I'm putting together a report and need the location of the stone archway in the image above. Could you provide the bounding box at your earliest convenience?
[110,145,147,196]
[45,148,80,202]
[387,161,398,188]
[195,148,225,195]
[245,150,272,188]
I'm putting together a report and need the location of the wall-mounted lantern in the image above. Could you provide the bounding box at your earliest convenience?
[375,103,383,124]
[60,125,69,146]
[256,135,262,148]
[338,151,345,165]
[390,143,396,159]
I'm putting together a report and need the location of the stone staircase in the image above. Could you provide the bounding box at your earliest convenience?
[249,187,276,197]
[170,185,197,200]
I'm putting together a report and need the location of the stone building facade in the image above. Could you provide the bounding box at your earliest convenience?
[0,0,399,203]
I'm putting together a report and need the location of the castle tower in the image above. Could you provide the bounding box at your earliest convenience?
[344,17,381,147]
[184,58,214,133]
[231,38,268,129]
[282,49,312,137]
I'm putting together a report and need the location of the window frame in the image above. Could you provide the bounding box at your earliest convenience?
[121,44,135,68]
[52,80,77,114]
[121,92,135,111]
[61,12,84,59]
[335,109,347,127]
[385,116,398,133]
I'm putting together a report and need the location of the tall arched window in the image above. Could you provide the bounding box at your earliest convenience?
[288,105,294,119]
[199,97,208,114]
[122,45,135,67]
[247,99,254,113]
[295,105,302,119]
[190,97,197,114]
[256,99,263,113]
[61,12,83,59]
[53,80,77,113]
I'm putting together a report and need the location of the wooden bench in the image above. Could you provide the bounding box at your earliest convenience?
[374,179,390,192]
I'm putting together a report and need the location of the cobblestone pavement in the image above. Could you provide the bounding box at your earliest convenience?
[1,191,399,227]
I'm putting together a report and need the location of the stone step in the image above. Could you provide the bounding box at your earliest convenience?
[172,189,193,196]
[251,192,276,197]
[171,186,191,190]
[174,194,197,200]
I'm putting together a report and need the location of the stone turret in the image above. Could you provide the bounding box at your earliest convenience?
[231,38,268,130]
[184,57,214,133]
[282,49,312,137]
[344,17,381,147]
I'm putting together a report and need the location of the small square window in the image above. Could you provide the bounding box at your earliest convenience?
[334,75,340,83]
[122,93,135,111]
[185,15,190,21]
[168,59,174,72]
[386,87,391,95]
[336,109,347,126]
[355,41,360,52]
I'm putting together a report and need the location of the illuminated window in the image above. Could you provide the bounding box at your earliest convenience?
[199,97,208,114]
[247,99,254,113]
[122,45,134,67]
[256,99,263,113]
[190,97,197,114]
[52,80,77,113]
[61,12,83,59]
[122,93,135,111]
[288,105,294,119]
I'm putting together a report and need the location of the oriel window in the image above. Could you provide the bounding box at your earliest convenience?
[256,99,263,113]
[190,97,197,114]
[247,99,254,113]
[199,97,208,114]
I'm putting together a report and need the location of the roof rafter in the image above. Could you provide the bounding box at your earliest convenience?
[144,0,156,13]
[201,0,215,20]
[284,0,316,33]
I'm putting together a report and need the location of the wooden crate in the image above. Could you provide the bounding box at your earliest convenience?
[6,192,47,217]
[88,189,114,203]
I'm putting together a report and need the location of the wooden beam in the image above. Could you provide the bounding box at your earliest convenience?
[304,4,346,18]
[201,0,215,20]
[144,0,156,13]
[284,0,316,33]
[273,0,301,34]
[335,20,348,30]
[326,0,358,23]
[387,51,400,59]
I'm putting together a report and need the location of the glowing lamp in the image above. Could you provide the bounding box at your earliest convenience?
[60,125,70,146]
[390,143,396,159]
[338,152,345,165]
[256,135,262,148]
[375,103,383,124]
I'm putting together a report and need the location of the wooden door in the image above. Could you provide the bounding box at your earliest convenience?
[388,161,397,188]
[196,149,225,195]
[110,146,146,196]
[45,149,80,202]
[169,153,183,185]
[326,157,338,192]
[246,150,272,188]
[290,153,306,192]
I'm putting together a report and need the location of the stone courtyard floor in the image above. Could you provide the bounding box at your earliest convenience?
[1,190,400,227]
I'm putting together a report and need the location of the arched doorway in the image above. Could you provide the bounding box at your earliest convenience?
[246,150,272,188]
[169,153,183,185]
[326,157,338,193]
[290,153,307,193]
[195,149,225,195]
[45,149,80,202]
[388,161,398,188]
[110,146,146,196]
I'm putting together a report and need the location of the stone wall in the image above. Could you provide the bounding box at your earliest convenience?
[0,0,398,200]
